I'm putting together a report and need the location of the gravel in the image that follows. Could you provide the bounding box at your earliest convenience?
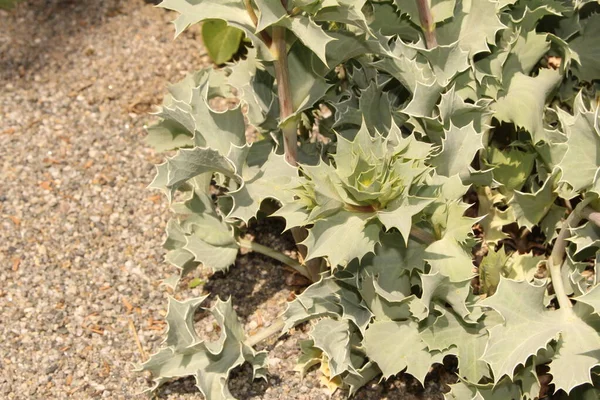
[0,1,451,399]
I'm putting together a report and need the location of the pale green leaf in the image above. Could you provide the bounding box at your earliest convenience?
[569,14,600,82]
[159,0,272,59]
[481,279,600,391]
[436,0,507,57]
[424,237,476,282]
[394,0,456,25]
[568,222,600,255]
[479,248,511,296]
[314,1,371,33]
[493,69,563,144]
[377,196,433,245]
[418,42,470,87]
[486,146,536,191]
[145,119,193,152]
[430,123,483,178]
[401,80,444,118]
[286,43,331,118]
[345,361,381,397]
[421,311,491,383]
[444,379,522,400]
[138,297,267,399]
[548,305,600,394]
[280,15,335,65]
[283,277,343,331]
[364,320,443,384]
[166,147,238,191]
[303,211,381,267]
[184,232,238,272]
[254,0,287,32]
[557,100,600,193]
[309,318,354,378]
[228,151,298,223]
[501,30,550,84]
[476,188,514,244]
[509,174,558,230]
[294,340,323,379]
[438,86,493,131]
[576,285,600,315]
[418,273,473,322]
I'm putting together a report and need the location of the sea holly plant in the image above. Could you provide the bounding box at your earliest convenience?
[138,0,600,399]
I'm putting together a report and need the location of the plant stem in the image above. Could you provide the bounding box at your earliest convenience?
[415,0,438,49]
[244,0,273,49]
[245,318,286,347]
[238,238,312,279]
[272,26,298,166]
[244,0,258,26]
[582,206,600,228]
[549,198,592,313]
[410,226,436,245]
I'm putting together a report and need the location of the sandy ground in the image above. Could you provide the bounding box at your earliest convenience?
[0,1,449,399]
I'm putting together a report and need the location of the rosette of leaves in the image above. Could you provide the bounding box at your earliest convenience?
[276,122,436,268]
[139,0,600,399]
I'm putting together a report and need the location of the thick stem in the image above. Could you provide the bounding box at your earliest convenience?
[582,206,600,228]
[238,238,312,279]
[415,0,438,49]
[272,26,298,166]
[245,318,286,347]
[549,198,592,313]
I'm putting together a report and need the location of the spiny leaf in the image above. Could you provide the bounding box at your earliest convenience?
[303,211,380,268]
[424,237,476,282]
[576,284,600,315]
[377,196,433,245]
[436,0,507,57]
[166,147,238,193]
[254,0,287,32]
[228,150,298,223]
[395,0,456,25]
[138,297,268,399]
[430,123,484,178]
[283,277,344,331]
[421,310,491,383]
[569,14,600,82]
[509,173,558,230]
[159,0,272,59]
[548,305,600,393]
[493,69,563,144]
[557,97,600,194]
[418,273,474,322]
[486,146,536,191]
[364,320,444,384]
[279,15,335,66]
[145,119,193,152]
[309,318,355,378]
[480,279,600,392]
[568,222,600,255]
[444,379,522,400]
[476,188,513,244]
